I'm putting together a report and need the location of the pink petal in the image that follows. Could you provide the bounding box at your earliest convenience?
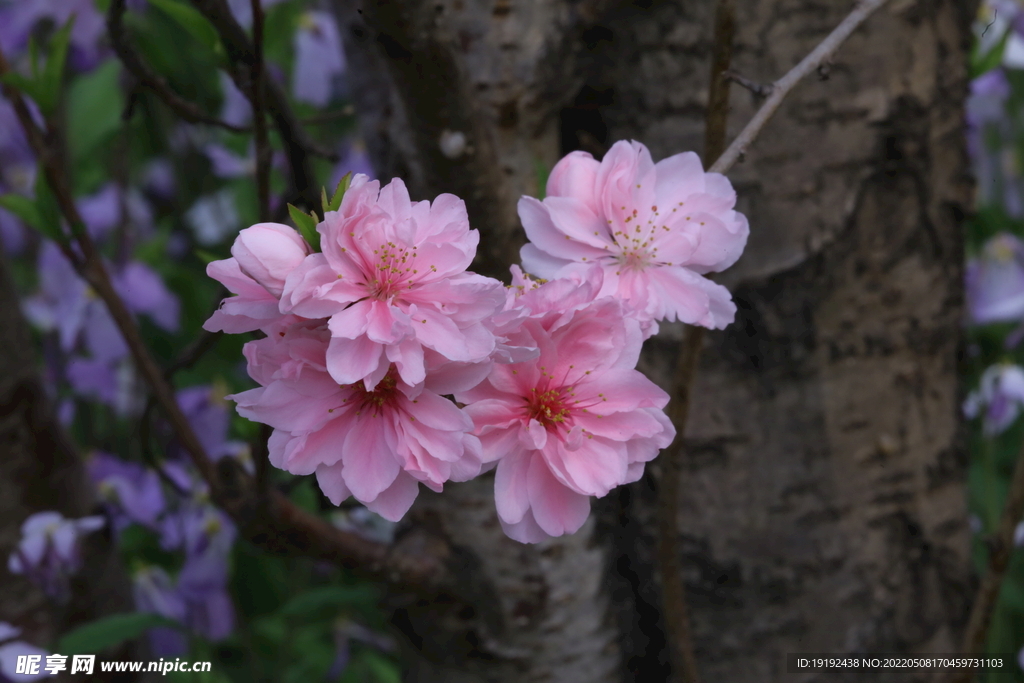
[285,412,353,474]
[494,449,533,524]
[518,197,608,264]
[325,335,387,385]
[363,470,420,522]
[546,150,601,212]
[499,508,550,543]
[652,151,707,209]
[527,455,591,538]
[315,463,352,505]
[646,267,736,329]
[341,417,401,502]
[386,338,426,386]
[546,436,627,497]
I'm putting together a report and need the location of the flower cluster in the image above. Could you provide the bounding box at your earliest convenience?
[208,141,748,542]
[7,512,104,603]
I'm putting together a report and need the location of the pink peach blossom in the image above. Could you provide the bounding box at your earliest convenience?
[519,140,748,332]
[203,224,310,334]
[457,275,674,543]
[229,320,482,521]
[279,175,504,389]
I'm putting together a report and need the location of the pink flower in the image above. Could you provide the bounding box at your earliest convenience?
[519,140,748,332]
[457,275,675,543]
[279,175,504,388]
[229,320,482,521]
[204,223,310,333]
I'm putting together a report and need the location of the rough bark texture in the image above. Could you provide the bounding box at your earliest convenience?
[332,0,976,681]
[0,250,136,678]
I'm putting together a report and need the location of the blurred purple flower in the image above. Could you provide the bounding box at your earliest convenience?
[113,262,180,332]
[176,386,247,462]
[0,0,107,71]
[186,190,239,246]
[965,363,1024,435]
[219,72,251,128]
[88,452,166,532]
[204,144,254,179]
[142,159,177,202]
[331,140,374,185]
[7,512,104,602]
[132,566,189,657]
[76,183,156,243]
[966,232,1024,325]
[293,11,345,107]
[226,0,287,27]
[0,96,37,254]
[0,623,50,682]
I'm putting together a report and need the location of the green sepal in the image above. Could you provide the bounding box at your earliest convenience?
[288,203,320,251]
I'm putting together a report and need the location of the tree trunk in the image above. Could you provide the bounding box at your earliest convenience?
[333,0,977,680]
[0,249,136,676]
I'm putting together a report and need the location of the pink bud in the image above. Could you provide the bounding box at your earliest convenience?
[230,223,310,298]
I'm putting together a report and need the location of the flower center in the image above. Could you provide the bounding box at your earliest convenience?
[368,241,417,301]
[526,386,573,429]
[342,366,401,416]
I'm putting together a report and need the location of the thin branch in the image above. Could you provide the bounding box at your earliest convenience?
[106,0,249,133]
[952,442,1024,682]
[0,45,450,595]
[658,1,892,680]
[188,0,333,206]
[657,2,733,683]
[249,0,271,224]
[709,0,891,175]
[723,70,773,98]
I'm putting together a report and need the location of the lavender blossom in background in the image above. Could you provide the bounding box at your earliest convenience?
[176,386,247,463]
[0,0,107,70]
[331,140,375,185]
[0,623,51,682]
[292,11,345,107]
[132,566,189,657]
[226,0,288,27]
[8,512,104,603]
[0,96,37,254]
[965,363,1024,435]
[88,452,166,532]
[186,190,240,246]
[967,232,1024,326]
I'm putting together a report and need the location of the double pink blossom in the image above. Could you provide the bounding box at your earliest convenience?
[279,175,504,388]
[230,320,482,521]
[458,269,675,542]
[518,140,748,333]
[204,222,310,333]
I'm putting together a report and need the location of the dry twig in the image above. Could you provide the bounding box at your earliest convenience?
[659,1,891,681]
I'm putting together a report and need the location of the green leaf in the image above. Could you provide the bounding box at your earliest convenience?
[534,159,550,200]
[67,61,124,166]
[363,651,401,683]
[0,195,47,235]
[973,28,1012,78]
[288,203,320,251]
[194,249,220,265]
[146,0,222,56]
[328,173,352,212]
[37,17,74,114]
[57,613,182,655]
[278,586,376,620]
[33,172,63,240]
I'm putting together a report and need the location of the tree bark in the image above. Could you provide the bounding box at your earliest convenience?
[0,249,136,676]
[333,0,977,680]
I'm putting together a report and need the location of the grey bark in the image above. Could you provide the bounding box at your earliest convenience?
[333,0,977,681]
[0,250,136,678]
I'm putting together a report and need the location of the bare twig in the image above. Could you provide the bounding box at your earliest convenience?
[952,441,1024,682]
[710,0,891,175]
[658,1,892,681]
[107,0,249,133]
[657,3,733,683]
[0,45,450,595]
[723,70,773,98]
[188,0,334,206]
[249,0,271,224]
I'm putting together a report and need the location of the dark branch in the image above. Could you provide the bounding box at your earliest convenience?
[0,44,453,596]
[107,0,249,133]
